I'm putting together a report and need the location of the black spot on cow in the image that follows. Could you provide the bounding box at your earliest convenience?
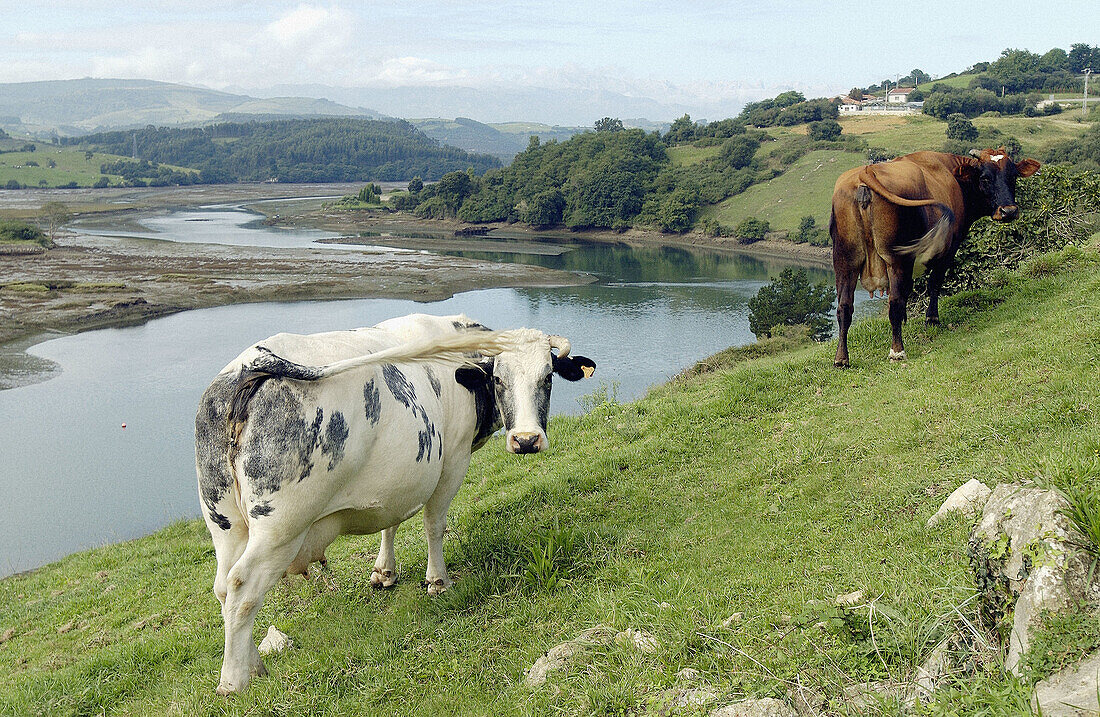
[241,382,322,495]
[320,410,349,471]
[363,378,381,425]
[452,319,491,332]
[195,372,238,530]
[426,366,442,398]
[250,501,274,518]
[383,364,442,462]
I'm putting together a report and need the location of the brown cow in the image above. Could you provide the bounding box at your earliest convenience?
[830,147,1039,367]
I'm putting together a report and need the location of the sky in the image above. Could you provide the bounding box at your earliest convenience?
[2,1,1097,121]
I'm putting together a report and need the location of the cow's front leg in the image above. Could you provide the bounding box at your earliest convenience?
[422,457,472,595]
[370,525,399,589]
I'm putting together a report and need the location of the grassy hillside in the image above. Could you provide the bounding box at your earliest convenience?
[2,248,1098,714]
[0,140,151,188]
[701,149,866,232]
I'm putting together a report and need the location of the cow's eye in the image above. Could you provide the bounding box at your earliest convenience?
[493,376,504,387]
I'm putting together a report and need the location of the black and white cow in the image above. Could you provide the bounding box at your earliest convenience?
[195,313,595,694]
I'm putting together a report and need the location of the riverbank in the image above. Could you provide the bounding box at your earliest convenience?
[262,203,834,268]
[0,231,593,383]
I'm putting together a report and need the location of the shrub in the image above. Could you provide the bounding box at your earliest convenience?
[808,119,842,141]
[735,216,770,244]
[0,220,51,247]
[747,268,836,341]
[946,113,979,142]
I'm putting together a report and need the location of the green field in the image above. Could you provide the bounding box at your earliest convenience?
[702,149,866,233]
[666,143,723,167]
[0,140,129,188]
[2,247,1098,714]
[916,74,977,91]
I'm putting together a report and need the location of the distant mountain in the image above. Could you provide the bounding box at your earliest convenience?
[410,117,586,161]
[0,79,386,137]
[252,83,713,126]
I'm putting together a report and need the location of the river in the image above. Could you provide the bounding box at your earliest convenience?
[0,204,878,576]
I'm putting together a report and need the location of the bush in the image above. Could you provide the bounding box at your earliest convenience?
[747,268,836,340]
[0,220,50,247]
[735,216,770,243]
[946,113,979,141]
[808,119,842,141]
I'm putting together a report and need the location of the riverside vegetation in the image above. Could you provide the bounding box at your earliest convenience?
[2,231,1099,713]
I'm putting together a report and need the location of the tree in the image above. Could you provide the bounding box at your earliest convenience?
[40,201,72,243]
[946,113,979,142]
[407,176,423,194]
[747,268,836,341]
[93,176,109,188]
[654,187,700,233]
[808,119,842,141]
[594,117,624,133]
[847,87,864,101]
[720,135,760,169]
[522,189,565,227]
[1068,43,1100,74]
[665,114,697,144]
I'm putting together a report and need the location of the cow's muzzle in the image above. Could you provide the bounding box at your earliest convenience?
[507,431,545,454]
[992,205,1018,221]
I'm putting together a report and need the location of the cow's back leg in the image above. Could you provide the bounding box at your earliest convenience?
[830,204,866,368]
[216,533,305,695]
[422,454,473,595]
[885,257,915,361]
[370,525,399,588]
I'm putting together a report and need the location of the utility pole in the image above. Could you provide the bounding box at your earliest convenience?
[1085,68,1093,115]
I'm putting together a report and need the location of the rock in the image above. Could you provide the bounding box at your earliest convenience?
[927,479,992,526]
[721,612,744,627]
[616,628,659,654]
[524,625,615,687]
[258,626,293,655]
[710,697,797,717]
[835,590,864,607]
[970,484,1091,673]
[843,680,915,710]
[1033,649,1100,716]
[913,639,952,700]
[651,687,719,715]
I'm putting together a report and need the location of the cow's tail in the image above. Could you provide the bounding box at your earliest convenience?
[857,166,955,262]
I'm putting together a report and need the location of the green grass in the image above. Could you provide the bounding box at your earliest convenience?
[667,144,722,167]
[0,144,132,188]
[3,252,1100,714]
[916,74,977,91]
[702,149,866,232]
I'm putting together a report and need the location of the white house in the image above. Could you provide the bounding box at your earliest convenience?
[886,87,915,103]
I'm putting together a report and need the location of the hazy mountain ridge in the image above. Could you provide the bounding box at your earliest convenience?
[0,79,386,137]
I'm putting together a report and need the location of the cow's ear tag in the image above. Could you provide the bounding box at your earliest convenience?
[582,365,595,379]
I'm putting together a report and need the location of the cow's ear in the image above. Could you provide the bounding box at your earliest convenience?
[953,157,980,184]
[553,355,596,382]
[455,360,492,391]
[1016,158,1040,177]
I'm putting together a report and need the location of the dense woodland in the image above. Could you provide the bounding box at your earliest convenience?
[63,118,499,184]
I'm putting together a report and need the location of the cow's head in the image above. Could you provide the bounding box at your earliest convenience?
[961,147,1040,222]
[455,329,595,454]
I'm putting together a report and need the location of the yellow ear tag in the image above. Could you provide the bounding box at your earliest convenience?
[581,365,595,378]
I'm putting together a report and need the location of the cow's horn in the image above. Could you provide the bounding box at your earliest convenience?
[548,335,571,358]
[969,149,982,158]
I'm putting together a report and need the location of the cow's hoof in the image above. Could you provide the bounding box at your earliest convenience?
[833,358,850,368]
[926,316,940,327]
[370,567,397,589]
[888,349,907,362]
[426,578,451,596]
[215,682,237,697]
